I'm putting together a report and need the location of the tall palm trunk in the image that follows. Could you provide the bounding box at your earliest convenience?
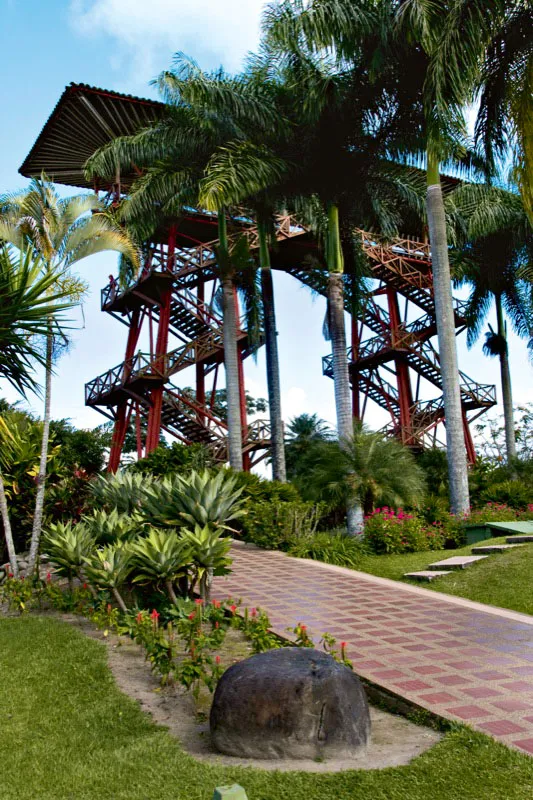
[27,325,53,574]
[258,221,286,482]
[218,211,243,471]
[426,157,470,515]
[495,294,517,463]
[326,204,363,534]
[0,474,18,577]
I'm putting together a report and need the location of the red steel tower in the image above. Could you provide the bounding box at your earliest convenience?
[19,83,496,470]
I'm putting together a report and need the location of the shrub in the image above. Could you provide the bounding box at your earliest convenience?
[91,472,153,515]
[364,508,445,554]
[228,469,301,504]
[288,531,365,567]
[240,498,324,550]
[481,480,532,509]
[130,442,214,476]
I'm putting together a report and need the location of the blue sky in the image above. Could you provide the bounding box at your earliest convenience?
[1,0,531,464]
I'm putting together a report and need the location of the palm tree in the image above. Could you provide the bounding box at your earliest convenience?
[299,423,427,518]
[285,413,333,481]
[0,176,139,575]
[450,183,533,464]
[264,0,475,515]
[0,245,75,576]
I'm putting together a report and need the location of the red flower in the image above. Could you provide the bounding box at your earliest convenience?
[8,572,13,579]
[215,621,219,629]
[107,604,112,614]
[250,607,257,618]
[340,641,347,648]
[215,655,221,665]
[212,599,220,608]
[188,613,195,620]
[230,604,237,615]
[150,609,160,621]
[136,612,144,624]
[82,583,88,590]
[300,624,307,632]
[195,598,204,605]
[46,572,52,583]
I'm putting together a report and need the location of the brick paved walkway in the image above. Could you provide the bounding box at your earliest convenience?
[213,543,533,756]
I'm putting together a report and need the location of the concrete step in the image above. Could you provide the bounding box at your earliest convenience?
[471,544,524,554]
[427,555,488,570]
[404,570,452,582]
[506,535,533,543]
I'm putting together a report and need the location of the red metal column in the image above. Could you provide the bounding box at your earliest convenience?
[462,409,477,465]
[107,308,143,472]
[234,287,250,471]
[196,279,206,425]
[386,287,414,444]
[146,227,175,454]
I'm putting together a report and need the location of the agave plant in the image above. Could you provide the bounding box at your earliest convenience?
[83,544,132,613]
[130,529,192,606]
[82,508,144,545]
[90,472,153,515]
[181,524,232,601]
[42,521,95,592]
[140,470,246,532]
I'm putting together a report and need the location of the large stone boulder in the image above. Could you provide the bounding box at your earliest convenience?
[210,647,371,759]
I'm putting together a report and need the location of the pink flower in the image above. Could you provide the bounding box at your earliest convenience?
[250,607,257,618]
[46,572,52,583]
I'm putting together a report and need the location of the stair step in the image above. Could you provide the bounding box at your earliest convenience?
[427,555,488,570]
[404,570,452,582]
[506,535,533,543]
[471,544,524,554]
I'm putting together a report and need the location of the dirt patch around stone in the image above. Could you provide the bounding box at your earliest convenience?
[61,613,442,773]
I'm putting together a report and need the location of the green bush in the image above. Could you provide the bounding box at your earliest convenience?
[240,498,324,550]
[481,480,532,509]
[129,442,214,476]
[228,469,301,504]
[288,531,365,567]
[364,508,445,554]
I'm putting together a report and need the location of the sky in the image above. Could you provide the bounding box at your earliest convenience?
[0,0,531,469]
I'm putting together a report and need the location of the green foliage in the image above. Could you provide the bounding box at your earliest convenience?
[129,441,215,476]
[82,508,144,544]
[288,530,365,567]
[130,529,191,592]
[90,471,153,515]
[49,420,110,475]
[83,544,132,591]
[181,525,232,598]
[42,522,95,584]
[296,425,427,515]
[416,449,449,497]
[481,480,532,509]
[240,498,324,550]
[228,469,300,503]
[140,470,245,531]
[364,509,445,555]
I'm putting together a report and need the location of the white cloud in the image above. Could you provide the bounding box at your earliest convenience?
[69,0,266,86]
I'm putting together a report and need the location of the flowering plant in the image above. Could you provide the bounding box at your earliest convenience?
[364,508,444,554]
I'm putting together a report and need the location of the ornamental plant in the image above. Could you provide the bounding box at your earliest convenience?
[364,508,445,554]
[42,521,96,590]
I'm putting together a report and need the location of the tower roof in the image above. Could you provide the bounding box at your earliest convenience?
[19,83,164,190]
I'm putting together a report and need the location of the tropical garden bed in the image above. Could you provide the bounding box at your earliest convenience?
[2,614,533,800]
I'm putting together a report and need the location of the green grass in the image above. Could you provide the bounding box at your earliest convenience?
[1,616,533,799]
[356,536,533,615]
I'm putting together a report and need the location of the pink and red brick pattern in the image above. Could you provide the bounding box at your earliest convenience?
[213,543,533,756]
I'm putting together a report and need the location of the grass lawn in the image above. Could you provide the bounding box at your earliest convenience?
[1,616,533,799]
[356,536,533,615]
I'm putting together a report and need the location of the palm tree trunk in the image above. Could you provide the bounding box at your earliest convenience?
[0,473,18,577]
[495,294,517,463]
[28,326,53,575]
[426,157,470,515]
[218,211,243,471]
[258,221,286,482]
[327,204,364,535]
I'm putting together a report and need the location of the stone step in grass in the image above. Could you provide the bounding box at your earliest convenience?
[427,555,488,571]
[404,570,452,582]
[506,535,533,543]
[471,544,524,554]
